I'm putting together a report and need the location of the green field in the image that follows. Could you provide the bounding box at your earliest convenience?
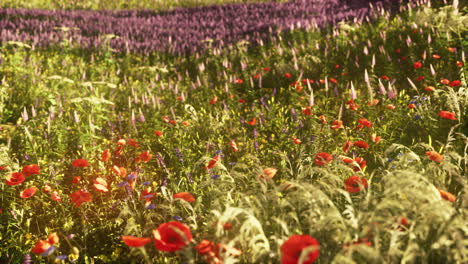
[0,2,467,264]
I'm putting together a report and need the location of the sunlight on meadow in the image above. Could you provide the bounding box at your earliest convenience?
[0,0,466,263]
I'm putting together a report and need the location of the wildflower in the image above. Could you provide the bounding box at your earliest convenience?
[416,76,425,81]
[331,120,344,130]
[140,187,156,201]
[302,107,312,116]
[70,190,92,208]
[329,78,338,83]
[408,104,416,109]
[22,164,40,177]
[71,176,81,184]
[371,133,381,143]
[20,187,37,199]
[425,151,443,163]
[154,130,163,137]
[93,177,109,192]
[353,140,369,149]
[101,149,111,162]
[344,175,368,193]
[281,235,320,264]
[6,172,25,186]
[425,86,435,92]
[122,236,152,247]
[136,151,152,163]
[432,54,441,59]
[440,79,450,85]
[438,189,456,202]
[413,61,422,69]
[259,168,278,181]
[456,61,463,67]
[229,140,239,152]
[264,67,270,71]
[162,116,170,123]
[314,152,333,166]
[117,139,126,145]
[381,75,390,80]
[292,137,302,145]
[0,165,6,171]
[234,79,244,84]
[398,217,409,231]
[367,99,379,106]
[439,111,456,120]
[238,99,246,103]
[42,185,51,193]
[205,155,221,169]
[318,115,327,124]
[343,141,352,153]
[449,80,461,87]
[248,117,257,126]
[284,73,292,78]
[358,118,372,128]
[48,233,59,245]
[346,100,359,110]
[210,96,218,105]
[153,221,193,252]
[51,191,62,202]
[128,139,139,147]
[72,159,89,167]
[31,240,51,255]
[173,192,196,203]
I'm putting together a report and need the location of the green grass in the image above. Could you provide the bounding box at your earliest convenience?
[0,0,283,11]
[0,3,466,264]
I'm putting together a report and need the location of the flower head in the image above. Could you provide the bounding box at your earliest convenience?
[281,234,320,264]
[314,153,333,166]
[6,172,25,186]
[20,187,37,199]
[153,221,193,252]
[344,175,368,193]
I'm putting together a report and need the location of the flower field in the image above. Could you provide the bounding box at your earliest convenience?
[0,0,467,263]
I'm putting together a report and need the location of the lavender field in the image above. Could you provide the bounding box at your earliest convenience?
[0,0,466,263]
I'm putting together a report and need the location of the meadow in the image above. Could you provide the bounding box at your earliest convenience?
[0,0,466,263]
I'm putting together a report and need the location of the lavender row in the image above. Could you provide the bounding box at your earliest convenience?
[0,0,406,54]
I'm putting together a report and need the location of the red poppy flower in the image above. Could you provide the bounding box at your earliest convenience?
[20,187,37,199]
[170,120,177,125]
[413,61,422,69]
[136,151,152,163]
[343,141,352,153]
[5,172,25,186]
[173,192,196,203]
[238,99,246,103]
[425,151,443,163]
[234,79,244,84]
[439,111,457,120]
[101,149,111,162]
[31,240,52,255]
[302,107,312,116]
[70,190,92,207]
[438,189,456,202]
[51,191,62,202]
[408,104,416,109]
[93,177,109,192]
[263,67,270,71]
[344,175,368,193]
[425,86,435,92]
[195,239,216,255]
[128,139,139,148]
[449,80,461,87]
[318,115,327,124]
[440,79,450,85]
[122,236,152,247]
[331,120,344,130]
[22,164,40,177]
[284,73,292,78]
[314,152,333,166]
[456,61,463,67]
[358,118,372,128]
[254,73,261,79]
[153,221,193,252]
[0,165,6,171]
[346,100,359,110]
[229,140,239,152]
[367,99,379,106]
[205,155,221,169]
[281,234,320,264]
[72,159,89,167]
[72,176,81,184]
[162,116,170,123]
[353,140,369,149]
[48,232,59,245]
[398,217,409,231]
[386,104,396,110]
[371,134,381,143]
[416,76,425,81]
[140,187,156,201]
[154,130,163,137]
[302,79,314,84]
[248,117,257,126]
[329,78,338,84]
[42,185,51,193]
[261,168,278,180]
[210,96,218,105]
[432,54,441,59]
[292,137,302,145]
